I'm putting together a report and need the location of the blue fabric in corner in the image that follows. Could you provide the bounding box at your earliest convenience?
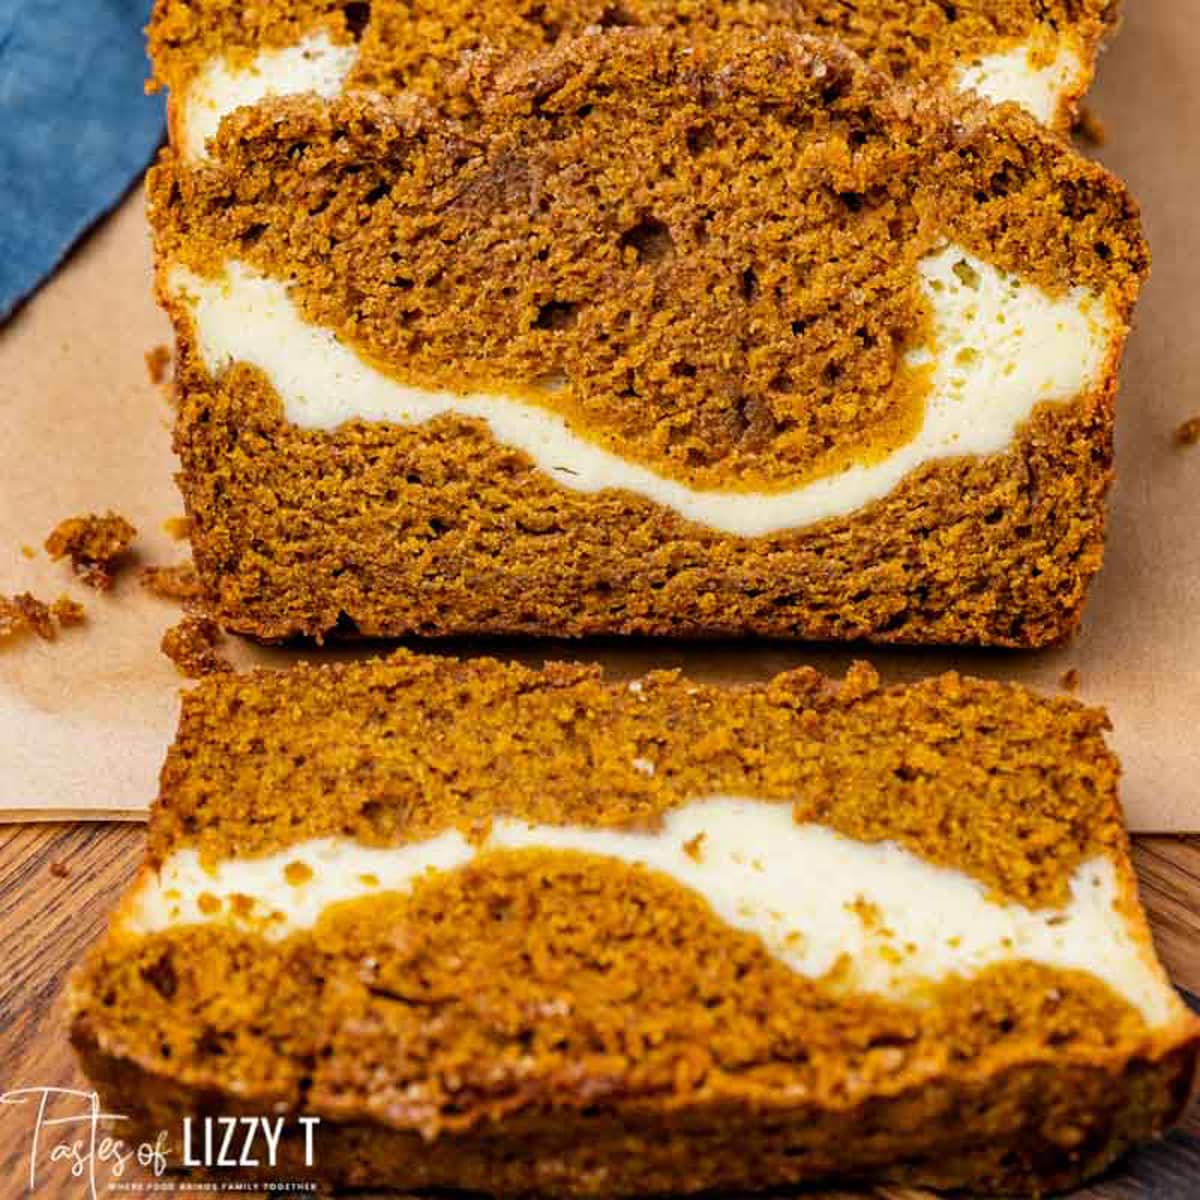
[0,0,163,321]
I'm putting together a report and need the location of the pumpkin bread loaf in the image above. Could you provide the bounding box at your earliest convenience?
[150,31,1146,645]
[70,650,1197,1195]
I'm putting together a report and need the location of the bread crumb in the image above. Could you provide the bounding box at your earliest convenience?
[50,861,70,879]
[20,545,35,559]
[141,562,205,605]
[51,595,86,627]
[682,832,706,863]
[1175,417,1200,447]
[44,512,137,590]
[162,515,192,541]
[1059,668,1081,692]
[145,344,172,385]
[162,615,231,678]
[1,593,53,640]
[21,595,56,640]
[0,592,84,642]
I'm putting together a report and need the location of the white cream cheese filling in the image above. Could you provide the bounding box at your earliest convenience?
[125,796,1179,1026]
[169,246,1113,537]
[178,34,1083,162]
[181,32,357,162]
[955,36,1086,126]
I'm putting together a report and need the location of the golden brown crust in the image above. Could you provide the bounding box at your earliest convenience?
[151,31,1146,647]
[65,1036,1200,1196]
[148,0,1121,134]
[149,649,1122,909]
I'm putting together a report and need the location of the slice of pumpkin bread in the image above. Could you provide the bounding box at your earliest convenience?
[151,30,1146,645]
[150,0,1118,159]
[70,650,1197,1196]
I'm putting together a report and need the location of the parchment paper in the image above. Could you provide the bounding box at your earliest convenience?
[1,0,1197,827]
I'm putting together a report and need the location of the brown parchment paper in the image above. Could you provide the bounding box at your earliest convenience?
[1,0,1197,827]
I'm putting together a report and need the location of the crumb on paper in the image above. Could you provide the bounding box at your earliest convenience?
[50,861,70,879]
[145,344,172,385]
[50,595,86,627]
[19,595,55,640]
[141,562,205,605]
[1072,105,1106,148]
[1059,667,1081,692]
[20,545,35,559]
[682,832,706,863]
[1175,417,1200,448]
[0,592,85,643]
[162,615,232,678]
[44,512,137,590]
[162,515,192,541]
[0,593,53,640]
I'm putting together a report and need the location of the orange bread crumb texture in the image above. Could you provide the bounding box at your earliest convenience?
[44,511,137,590]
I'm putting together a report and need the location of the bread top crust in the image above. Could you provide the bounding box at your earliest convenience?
[148,0,1120,131]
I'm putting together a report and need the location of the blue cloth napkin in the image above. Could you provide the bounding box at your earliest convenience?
[0,0,163,321]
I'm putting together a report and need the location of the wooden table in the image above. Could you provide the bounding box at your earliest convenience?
[1,824,1197,1198]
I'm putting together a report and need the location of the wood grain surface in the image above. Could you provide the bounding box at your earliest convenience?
[0,823,1196,1198]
